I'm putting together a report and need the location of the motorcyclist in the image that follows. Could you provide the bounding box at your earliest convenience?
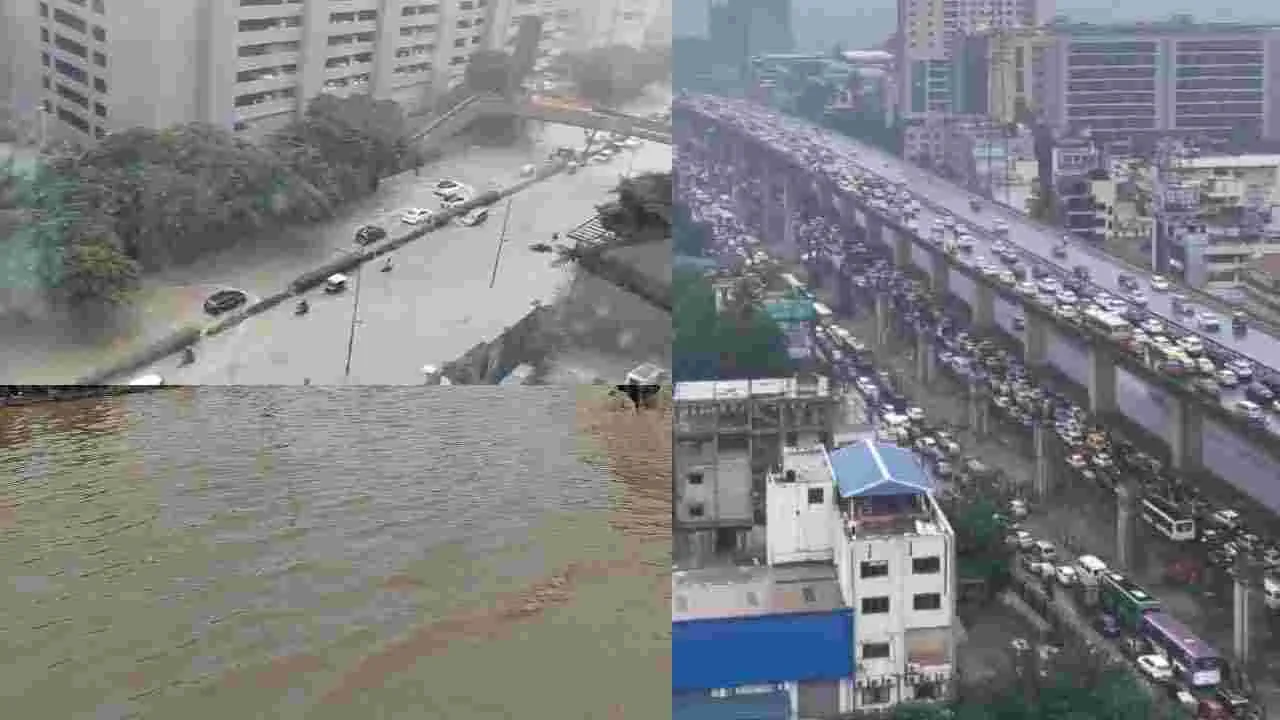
[381,257,393,272]
[180,347,195,365]
[296,299,309,314]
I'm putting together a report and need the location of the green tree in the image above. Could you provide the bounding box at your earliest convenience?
[597,171,671,244]
[673,267,793,381]
[464,49,516,96]
[568,45,670,105]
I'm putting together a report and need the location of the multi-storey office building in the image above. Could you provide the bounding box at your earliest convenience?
[19,0,541,145]
[1037,21,1280,145]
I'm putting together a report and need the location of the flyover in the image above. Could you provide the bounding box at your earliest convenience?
[675,94,1280,515]
[410,94,672,149]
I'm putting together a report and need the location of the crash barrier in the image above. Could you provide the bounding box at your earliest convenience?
[74,323,205,385]
[204,289,295,338]
[79,156,585,383]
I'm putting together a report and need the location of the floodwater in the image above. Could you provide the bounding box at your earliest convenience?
[0,386,670,719]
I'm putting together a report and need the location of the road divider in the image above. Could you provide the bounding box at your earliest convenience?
[74,155,585,384]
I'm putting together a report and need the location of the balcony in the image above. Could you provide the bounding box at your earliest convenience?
[237,50,301,72]
[235,71,299,95]
[237,92,298,121]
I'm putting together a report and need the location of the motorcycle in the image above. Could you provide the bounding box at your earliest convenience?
[380,258,392,273]
[179,347,195,367]
[295,300,309,315]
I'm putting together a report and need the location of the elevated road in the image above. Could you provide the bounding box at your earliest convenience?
[675,93,1280,515]
[678,94,1278,378]
[410,94,672,148]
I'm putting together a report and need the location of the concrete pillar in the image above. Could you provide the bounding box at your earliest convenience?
[1233,567,1253,666]
[1114,482,1137,570]
[874,293,890,347]
[1033,422,1052,499]
[971,283,995,333]
[782,180,797,261]
[1088,345,1118,416]
[929,252,949,295]
[1024,313,1048,368]
[915,332,934,385]
[967,383,987,438]
[892,226,912,267]
[1168,397,1204,472]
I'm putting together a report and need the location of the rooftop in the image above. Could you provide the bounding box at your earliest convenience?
[1050,19,1280,36]
[671,563,843,622]
[770,445,835,486]
[830,440,935,498]
[674,376,831,402]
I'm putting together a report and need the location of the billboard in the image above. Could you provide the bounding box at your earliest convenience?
[673,609,854,691]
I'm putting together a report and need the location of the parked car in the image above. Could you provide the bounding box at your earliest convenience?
[203,288,247,315]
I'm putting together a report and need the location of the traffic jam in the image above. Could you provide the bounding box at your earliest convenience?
[675,105,1280,720]
[677,93,1280,433]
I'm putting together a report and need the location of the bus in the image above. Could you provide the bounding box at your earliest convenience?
[812,302,834,325]
[1098,572,1162,631]
[1138,611,1223,688]
[1140,496,1196,542]
[1083,308,1133,341]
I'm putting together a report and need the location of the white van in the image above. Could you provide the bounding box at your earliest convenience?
[1075,554,1108,581]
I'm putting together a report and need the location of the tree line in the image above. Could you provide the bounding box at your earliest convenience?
[0,93,426,319]
[561,44,672,106]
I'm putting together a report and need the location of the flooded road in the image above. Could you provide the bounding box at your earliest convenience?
[0,387,669,718]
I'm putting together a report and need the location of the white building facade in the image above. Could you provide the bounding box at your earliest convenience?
[14,0,543,145]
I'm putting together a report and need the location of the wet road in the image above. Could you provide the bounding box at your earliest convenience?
[145,120,670,385]
[0,386,669,719]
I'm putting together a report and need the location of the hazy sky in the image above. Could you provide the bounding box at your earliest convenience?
[675,1,1280,52]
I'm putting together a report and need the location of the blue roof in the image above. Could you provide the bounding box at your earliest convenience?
[829,440,934,498]
[672,610,854,691]
[674,690,792,720]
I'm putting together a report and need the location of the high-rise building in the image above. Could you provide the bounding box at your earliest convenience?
[896,0,1053,146]
[11,0,545,146]
[1038,21,1280,146]
[708,0,793,70]
[533,0,671,54]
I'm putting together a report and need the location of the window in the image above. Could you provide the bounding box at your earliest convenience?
[92,0,103,12]
[862,686,891,705]
[93,77,106,93]
[92,26,105,42]
[233,120,248,131]
[807,487,824,504]
[453,38,465,47]
[801,586,816,603]
[54,34,88,58]
[912,556,941,574]
[93,102,106,117]
[42,76,51,90]
[41,27,49,43]
[687,472,703,485]
[862,642,890,659]
[688,502,704,518]
[40,1,48,17]
[915,682,939,700]
[785,432,798,446]
[860,561,888,579]
[53,8,88,34]
[861,596,889,614]
[913,593,942,610]
[94,125,105,138]
[41,52,50,67]
[92,51,105,67]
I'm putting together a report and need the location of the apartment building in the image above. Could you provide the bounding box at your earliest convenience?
[1036,20,1280,146]
[23,0,541,145]
[673,376,839,566]
[1152,152,1280,293]
[897,0,1052,121]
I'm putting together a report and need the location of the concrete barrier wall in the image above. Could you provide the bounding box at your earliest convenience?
[75,324,205,385]
[81,155,583,384]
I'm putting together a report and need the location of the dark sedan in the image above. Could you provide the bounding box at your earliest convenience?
[355,224,387,246]
[203,289,248,316]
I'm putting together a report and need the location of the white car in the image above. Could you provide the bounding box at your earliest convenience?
[1150,275,1170,292]
[401,207,433,224]
[1006,529,1035,550]
[906,406,926,422]
[1178,337,1204,356]
[458,207,489,226]
[1128,290,1148,306]
[520,163,538,176]
[1055,565,1078,586]
[1137,655,1173,683]
[1016,281,1038,296]
[1216,369,1239,388]
[441,194,469,209]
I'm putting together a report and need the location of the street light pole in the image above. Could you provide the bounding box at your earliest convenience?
[343,265,363,381]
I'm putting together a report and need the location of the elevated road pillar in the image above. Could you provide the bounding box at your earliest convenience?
[915,332,935,385]
[1168,397,1204,472]
[1033,422,1053,500]
[1024,314,1048,368]
[1088,345,1118,417]
[891,226,912,268]
[1115,481,1137,570]
[967,382,988,438]
[971,283,995,333]
[929,252,949,295]
[874,293,890,347]
[781,179,798,261]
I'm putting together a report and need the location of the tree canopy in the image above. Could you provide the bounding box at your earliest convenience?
[597,171,671,243]
[568,44,672,106]
[0,93,421,314]
[464,49,517,96]
[674,267,793,381]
